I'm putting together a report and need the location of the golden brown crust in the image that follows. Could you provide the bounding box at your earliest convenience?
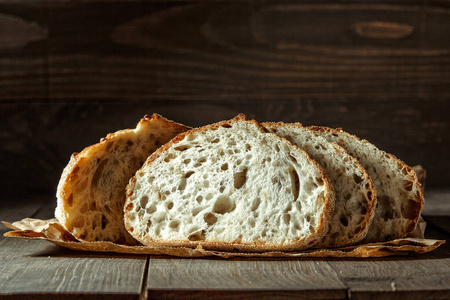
[124,114,336,252]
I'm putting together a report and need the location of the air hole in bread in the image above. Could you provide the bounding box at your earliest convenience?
[196,195,203,203]
[378,196,394,221]
[251,197,260,211]
[360,205,367,214]
[249,219,256,227]
[233,167,248,189]
[204,212,218,225]
[284,203,292,213]
[316,177,324,186]
[401,199,418,220]
[147,176,155,184]
[289,168,300,201]
[72,215,85,228]
[274,144,280,152]
[174,145,190,151]
[183,159,191,164]
[92,159,108,188]
[89,201,97,211]
[101,215,108,229]
[178,178,187,191]
[261,229,267,237]
[353,174,363,184]
[404,180,413,192]
[67,194,74,207]
[167,202,174,210]
[164,153,176,163]
[188,230,206,241]
[287,154,297,165]
[146,204,157,214]
[221,123,232,128]
[140,196,149,208]
[221,163,228,171]
[211,138,220,143]
[213,195,236,214]
[245,143,251,150]
[183,171,194,179]
[340,217,348,227]
[219,186,225,193]
[293,220,301,230]
[169,220,180,229]
[283,213,291,225]
[206,193,213,200]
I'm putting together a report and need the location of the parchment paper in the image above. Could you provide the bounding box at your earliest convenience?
[2,217,444,258]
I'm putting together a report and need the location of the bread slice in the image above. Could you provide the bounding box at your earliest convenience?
[309,126,424,243]
[55,114,190,244]
[124,114,335,252]
[263,122,377,248]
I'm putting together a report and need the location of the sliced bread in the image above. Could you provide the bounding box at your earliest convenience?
[55,114,190,244]
[263,122,377,248]
[309,126,424,243]
[124,114,335,252]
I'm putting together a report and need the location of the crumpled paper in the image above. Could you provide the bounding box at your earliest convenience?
[2,217,444,258]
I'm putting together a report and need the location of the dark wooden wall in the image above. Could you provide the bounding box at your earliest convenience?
[1,1,449,201]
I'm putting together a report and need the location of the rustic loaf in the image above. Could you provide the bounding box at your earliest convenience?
[264,122,377,248]
[124,114,335,252]
[55,114,190,244]
[310,126,424,243]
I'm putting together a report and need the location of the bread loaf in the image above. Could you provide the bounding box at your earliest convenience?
[264,122,377,248]
[124,114,335,252]
[55,114,190,244]
[309,126,424,243]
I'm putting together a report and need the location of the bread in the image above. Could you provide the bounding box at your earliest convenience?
[55,114,190,244]
[263,122,377,248]
[124,114,335,252]
[309,126,424,243]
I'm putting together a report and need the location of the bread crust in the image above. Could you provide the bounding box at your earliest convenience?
[124,114,335,252]
[263,122,377,248]
[55,113,190,244]
[308,125,424,242]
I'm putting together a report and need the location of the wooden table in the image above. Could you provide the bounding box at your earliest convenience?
[1,190,449,299]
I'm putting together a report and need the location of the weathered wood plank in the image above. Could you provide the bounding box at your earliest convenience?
[146,257,347,299]
[0,2,449,102]
[0,201,148,299]
[328,224,450,300]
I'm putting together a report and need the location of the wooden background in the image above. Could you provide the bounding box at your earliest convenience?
[1,0,449,202]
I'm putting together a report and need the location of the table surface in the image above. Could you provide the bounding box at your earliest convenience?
[1,190,449,300]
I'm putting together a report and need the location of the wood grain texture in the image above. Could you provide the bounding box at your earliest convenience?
[328,223,450,300]
[146,257,347,299]
[0,2,449,101]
